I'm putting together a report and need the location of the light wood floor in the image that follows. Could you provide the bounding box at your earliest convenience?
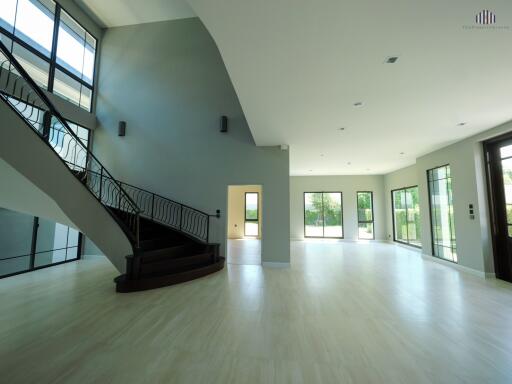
[227,239,261,265]
[1,241,512,383]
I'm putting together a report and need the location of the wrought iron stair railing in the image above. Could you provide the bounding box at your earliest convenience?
[72,168,220,243]
[0,40,142,248]
[0,40,219,246]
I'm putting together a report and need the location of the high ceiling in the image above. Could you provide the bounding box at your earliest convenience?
[75,0,195,27]
[78,0,512,175]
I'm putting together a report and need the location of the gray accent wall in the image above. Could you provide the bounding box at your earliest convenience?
[94,18,290,263]
[290,175,386,241]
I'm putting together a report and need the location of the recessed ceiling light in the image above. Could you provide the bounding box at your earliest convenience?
[353,102,364,107]
[338,127,346,131]
[458,122,467,126]
[385,56,399,64]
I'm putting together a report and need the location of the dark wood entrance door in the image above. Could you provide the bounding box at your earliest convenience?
[485,135,512,282]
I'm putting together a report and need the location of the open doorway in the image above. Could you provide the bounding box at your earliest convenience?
[227,185,262,265]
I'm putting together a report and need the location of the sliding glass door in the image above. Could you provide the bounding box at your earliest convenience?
[357,191,374,239]
[427,165,457,262]
[392,186,421,247]
[304,192,343,238]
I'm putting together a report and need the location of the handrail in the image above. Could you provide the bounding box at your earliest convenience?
[0,41,142,248]
[80,168,220,243]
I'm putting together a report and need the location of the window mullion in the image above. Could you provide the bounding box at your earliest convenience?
[48,4,61,92]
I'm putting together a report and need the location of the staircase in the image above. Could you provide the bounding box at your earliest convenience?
[0,41,224,292]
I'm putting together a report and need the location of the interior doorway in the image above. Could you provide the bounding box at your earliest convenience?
[484,134,512,282]
[227,185,262,265]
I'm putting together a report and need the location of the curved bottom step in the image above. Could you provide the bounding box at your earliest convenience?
[114,257,225,293]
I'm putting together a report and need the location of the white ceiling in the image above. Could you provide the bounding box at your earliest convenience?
[75,0,195,27]
[188,0,512,175]
[78,0,512,175]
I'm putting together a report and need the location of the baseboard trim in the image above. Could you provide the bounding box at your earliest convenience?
[262,262,290,268]
[421,253,493,278]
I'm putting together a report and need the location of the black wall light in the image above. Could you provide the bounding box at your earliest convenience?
[220,116,228,133]
[118,121,126,136]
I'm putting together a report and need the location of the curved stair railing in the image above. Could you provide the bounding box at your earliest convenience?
[71,169,220,243]
[0,41,142,248]
[0,40,220,248]
[117,180,220,243]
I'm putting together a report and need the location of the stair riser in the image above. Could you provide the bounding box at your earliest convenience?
[141,253,214,275]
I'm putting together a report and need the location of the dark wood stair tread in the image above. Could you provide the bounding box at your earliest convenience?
[115,257,225,292]
[140,252,214,276]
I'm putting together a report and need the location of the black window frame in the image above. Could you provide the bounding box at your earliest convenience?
[244,192,259,237]
[391,185,421,249]
[357,191,375,240]
[0,211,83,279]
[0,0,98,112]
[303,191,344,239]
[427,164,457,263]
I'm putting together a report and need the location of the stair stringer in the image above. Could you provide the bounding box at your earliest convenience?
[0,100,132,272]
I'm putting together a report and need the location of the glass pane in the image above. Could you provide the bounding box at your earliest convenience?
[500,144,512,159]
[34,249,66,267]
[83,32,96,84]
[67,227,79,248]
[14,0,55,56]
[323,192,343,238]
[245,193,258,220]
[406,187,421,246]
[393,190,407,242]
[66,246,79,260]
[79,85,92,111]
[57,10,85,78]
[7,97,45,133]
[56,10,96,86]
[0,208,34,262]
[12,43,50,88]
[304,193,323,237]
[357,192,373,222]
[358,223,374,240]
[48,118,85,169]
[244,222,258,237]
[0,255,31,276]
[0,0,17,32]
[53,68,81,107]
[36,219,68,253]
[429,165,457,262]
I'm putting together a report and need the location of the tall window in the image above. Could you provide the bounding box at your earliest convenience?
[427,165,456,262]
[0,0,97,111]
[392,186,421,247]
[357,192,374,239]
[304,192,343,238]
[244,192,259,237]
[0,207,82,278]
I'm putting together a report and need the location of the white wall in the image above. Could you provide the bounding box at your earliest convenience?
[290,175,386,241]
[94,18,290,263]
[227,185,262,239]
